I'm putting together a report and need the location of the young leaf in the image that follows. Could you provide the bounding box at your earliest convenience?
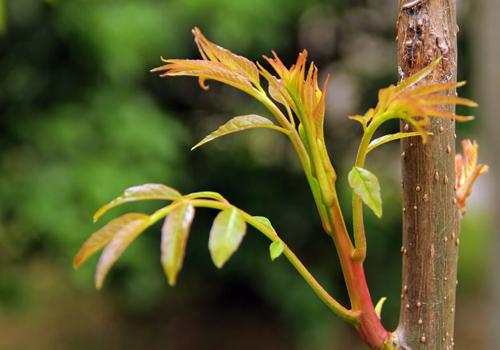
[208,207,247,268]
[395,56,441,92]
[93,213,150,289]
[192,27,260,86]
[262,50,328,131]
[161,201,196,286]
[74,213,149,270]
[94,184,181,222]
[455,140,488,214]
[151,59,255,94]
[191,115,288,150]
[375,296,387,319]
[348,167,383,218]
[269,240,284,261]
[409,80,466,96]
[253,216,275,231]
[367,132,430,153]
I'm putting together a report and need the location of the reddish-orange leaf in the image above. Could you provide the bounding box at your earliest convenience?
[94,213,150,289]
[192,27,259,86]
[455,140,488,214]
[152,59,254,93]
[74,213,149,270]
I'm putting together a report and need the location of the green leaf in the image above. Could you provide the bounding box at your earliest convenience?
[208,208,247,268]
[94,183,181,222]
[191,115,288,150]
[348,167,383,218]
[367,132,431,153]
[74,213,148,270]
[253,216,274,230]
[93,213,150,289]
[375,296,387,319]
[269,241,284,261]
[161,201,195,286]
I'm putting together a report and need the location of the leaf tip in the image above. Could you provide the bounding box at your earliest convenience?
[167,271,178,286]
[93,208,106,223]
[213,258,225,269]
[94,275,104,290]
[190,143,202,151]
[72,257,81,270]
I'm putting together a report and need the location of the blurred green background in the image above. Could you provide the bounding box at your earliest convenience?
[0,0,495,349]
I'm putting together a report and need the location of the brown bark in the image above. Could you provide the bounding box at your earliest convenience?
[395,1,459,349]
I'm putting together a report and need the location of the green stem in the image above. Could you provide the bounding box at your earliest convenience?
[187,198,359,323]
[255,89,389,347]
[351,118,385,261]
[257,95,332,233]
[254,93,293,130]
[304,116,389,348]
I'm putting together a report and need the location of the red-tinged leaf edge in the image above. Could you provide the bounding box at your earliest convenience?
[93,184,181,222]
[74,213,149,270]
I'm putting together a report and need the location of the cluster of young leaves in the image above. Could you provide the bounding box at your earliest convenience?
[75,28,486,318]
[74,28,337,294]
[455,140,488,214]
[151,28,330,162]
[345,58,479,222]
[348,58,476,143]
[74,184,284,289]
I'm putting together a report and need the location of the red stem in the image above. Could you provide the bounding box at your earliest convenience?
[327,199,388,349]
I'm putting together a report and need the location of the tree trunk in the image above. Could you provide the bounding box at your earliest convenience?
[395,1,459,349]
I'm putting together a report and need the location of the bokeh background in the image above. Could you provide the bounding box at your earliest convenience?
[0,0,497,349]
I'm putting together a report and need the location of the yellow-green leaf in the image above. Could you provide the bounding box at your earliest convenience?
[253,216,274,231]
[348,167,383,218]
[94,184,181,222]
[161,201,195,286]
[367,132,430,153]
[74,213,148,270]
[269,240,284,261]
[375,296,387,319]
[93,213,150,289]
[191,115,287,150]
[209,208,247,268]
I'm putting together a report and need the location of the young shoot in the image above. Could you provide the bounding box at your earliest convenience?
[74,28,487,350]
